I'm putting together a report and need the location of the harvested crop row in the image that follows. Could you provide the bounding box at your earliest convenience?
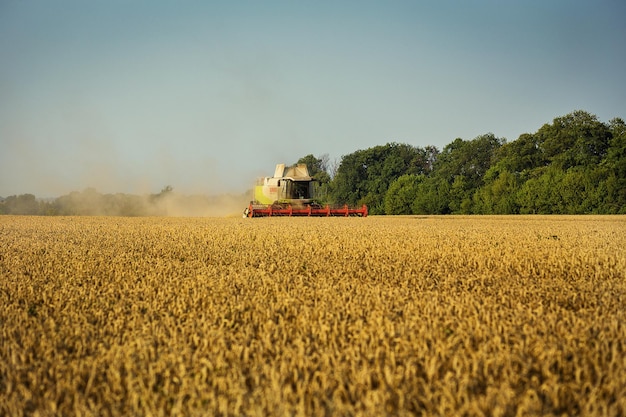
[1,215,625,416]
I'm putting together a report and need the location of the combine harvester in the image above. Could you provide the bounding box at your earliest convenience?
[244,164,368,217]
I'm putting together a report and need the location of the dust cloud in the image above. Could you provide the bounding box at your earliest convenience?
[153,191,251,217]
[1,138,262,217]
[31,188,252,217]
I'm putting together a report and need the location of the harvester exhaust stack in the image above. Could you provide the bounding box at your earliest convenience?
[244,163,368,217]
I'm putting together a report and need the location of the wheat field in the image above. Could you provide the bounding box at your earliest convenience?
[1,215,625,416]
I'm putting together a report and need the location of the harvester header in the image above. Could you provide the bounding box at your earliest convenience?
[244,164,368,217]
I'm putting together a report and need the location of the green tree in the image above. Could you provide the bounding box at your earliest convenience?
[599,118,626,212]
[449,175,473,213]
[559,168,585,213]
[493,133,545,174]
[537,110,611,169]
[606,117,626,176]
[517,167,567,214]
[384,174,424,215]
[331,143,435,214]
[426,133,504,213]
[1,194,41,215]
[412,177,451,214]
[473,168,520,214]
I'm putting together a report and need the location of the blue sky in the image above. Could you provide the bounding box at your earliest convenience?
[1,1,625,197]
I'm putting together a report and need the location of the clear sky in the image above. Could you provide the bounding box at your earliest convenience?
[1,1,625,197]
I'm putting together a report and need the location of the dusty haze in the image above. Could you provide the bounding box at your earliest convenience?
[28,188,253,217]
[153,192,251,217]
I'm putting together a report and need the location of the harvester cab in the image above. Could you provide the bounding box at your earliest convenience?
[254,164,315,206]
[244,164,368,217]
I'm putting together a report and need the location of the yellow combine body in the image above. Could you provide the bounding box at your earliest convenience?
[244,164,367,217]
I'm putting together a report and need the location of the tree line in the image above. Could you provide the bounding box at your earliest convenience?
[301,110,625,215]
[2,110,624,216]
